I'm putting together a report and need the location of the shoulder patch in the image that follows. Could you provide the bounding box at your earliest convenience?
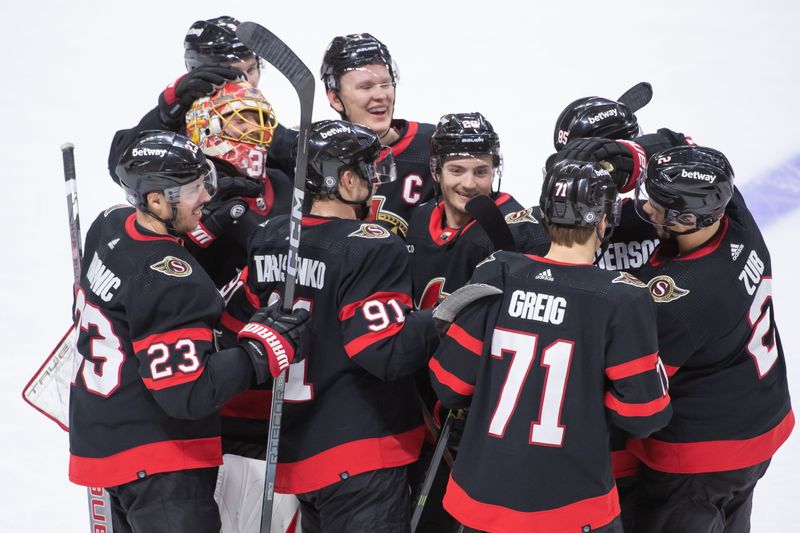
[647,275,689,302]
[612,272,647,288]
[475,251,498,269]
[103,204,130,217]
[150,256,193,278]
[348,223,391,239]
[505,207,539,224]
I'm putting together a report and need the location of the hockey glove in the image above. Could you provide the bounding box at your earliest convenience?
[216,174,263,201]
[548,137,648,193]
[238,301,311,384]
[634,128,691,158]
[158,66,242,127]
[186,198,249,249]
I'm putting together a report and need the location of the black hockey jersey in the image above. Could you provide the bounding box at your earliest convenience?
[595,198,659,275]
[69,206,256,488]
[628,190,794,474]
[430,252,671,533]
[225,214,439,493]
[407,193,550,309]
[367,120,436,239]
[185,162,293,287]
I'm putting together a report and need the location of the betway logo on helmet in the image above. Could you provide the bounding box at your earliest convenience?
[680,169,716,183]
[131,147,168,158]
[587,109,618,125]
[320,125,351,139]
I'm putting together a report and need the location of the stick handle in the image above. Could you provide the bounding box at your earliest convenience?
[61,143,82,285]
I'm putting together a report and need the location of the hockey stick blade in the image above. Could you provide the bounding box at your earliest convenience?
[617,82,652,113]
[465,195,516,252]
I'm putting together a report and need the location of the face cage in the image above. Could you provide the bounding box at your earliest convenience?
[212,99,278,147]
[162,160,218,204]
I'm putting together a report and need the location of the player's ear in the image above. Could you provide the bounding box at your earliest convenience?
[144,191,166,212]
[327,88,344,114]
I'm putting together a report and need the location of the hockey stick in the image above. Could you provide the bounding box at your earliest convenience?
[411,410,456,532]
[465,195,516,252]
[235,22,315,533]
[61,143,115,533]
[617,82,652,113]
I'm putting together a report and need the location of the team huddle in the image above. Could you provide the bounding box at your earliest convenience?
[64,15,792,533]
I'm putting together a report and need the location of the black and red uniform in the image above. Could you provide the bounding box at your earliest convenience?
[408,193,550,310]
[430,251,671,533]
[629,190,793,532]
[69,206,258,531]
[222,213,438,529]
[367,119,436,239]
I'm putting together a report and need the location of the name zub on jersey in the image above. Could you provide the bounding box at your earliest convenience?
[596,239,659,271]
[253,253,326,289]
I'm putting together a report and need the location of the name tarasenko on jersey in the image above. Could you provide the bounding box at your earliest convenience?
[254,253,327,289]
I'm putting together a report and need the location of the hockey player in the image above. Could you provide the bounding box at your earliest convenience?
[321,33,436,238]
[69,130,308,533]
[408,112,550,309]
[429,159,671,533]
[222,119,440,532]
[406,112,549,532]
[182,79,292,286]
[627,145,793,532]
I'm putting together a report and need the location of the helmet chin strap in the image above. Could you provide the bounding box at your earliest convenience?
[592,222,616,266]
[143,205,181,237]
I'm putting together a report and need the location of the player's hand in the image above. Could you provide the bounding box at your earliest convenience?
[216,174,263,201]
[158,66,242,127]
[238,301,311,383]
[186,198,248,249]
[547,137,648,193]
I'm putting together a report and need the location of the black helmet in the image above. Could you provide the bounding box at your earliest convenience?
[184,16,255,70]
[303,120,395,196]
[540,160,620,228]
[116,130,216,208]
[640,145,734,229]
[430,112,502,172]
[553,96,639,150]
[321,33,397,91]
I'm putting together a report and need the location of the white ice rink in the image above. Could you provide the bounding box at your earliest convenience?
[2,1,798,530]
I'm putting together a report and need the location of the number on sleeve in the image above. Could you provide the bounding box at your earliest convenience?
[747,278,778,378]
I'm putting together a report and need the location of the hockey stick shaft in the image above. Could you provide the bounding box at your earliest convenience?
[61,144,114,533]
[236,22,315,533]
[411,411,456,532]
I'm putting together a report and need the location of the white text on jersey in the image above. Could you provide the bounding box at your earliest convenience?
[86,252,121,302]
[596,239,658,271]
[739,249,764,295]
[254,254,326,289]
[508,290,566,325]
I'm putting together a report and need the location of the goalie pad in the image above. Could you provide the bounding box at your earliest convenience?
[22,325,81,431]
[215,454,300,533]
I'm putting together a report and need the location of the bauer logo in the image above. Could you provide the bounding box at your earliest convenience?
[132,147,168,158]
[587,108,618,125]
[150,256,193,278]
[348,223,391,239]
[320,125,350,139]
[647,275,689,303]
[680,169,716,183]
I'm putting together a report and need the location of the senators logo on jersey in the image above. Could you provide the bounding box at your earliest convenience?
[348,223,392,240]
[505,207,539,225]
[612,272,647,288]
[647,275,689,302]
[150,256,193,278]
[369,195,408,238]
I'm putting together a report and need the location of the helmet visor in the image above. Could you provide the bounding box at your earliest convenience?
[633,172,694,229]
[365,146,397,185]
[163,160,218,204]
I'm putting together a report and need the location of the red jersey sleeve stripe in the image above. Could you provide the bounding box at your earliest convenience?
[220,310,246,334]
[132,328,213,353]
[664,364,679,377]
[141,366,205,391]
[604,392,670,417]
[338,292,412,321]
[344,322,404,358]
[446,323,483,356]
[429,358,475,396]
[240,266,261,309]
[605,353,659,380]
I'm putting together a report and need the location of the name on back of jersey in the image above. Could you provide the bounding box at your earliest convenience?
[254,253,326,289]
[508,289,566,325]
[86,252,121,302]
[596,239,658,271]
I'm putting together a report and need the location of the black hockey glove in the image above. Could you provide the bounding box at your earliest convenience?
[158,66,242,127]
[547,137,648,193]
[634,128,690,159]
[238,301,311,384]
[186,198,248,249]
[216,174,263,201]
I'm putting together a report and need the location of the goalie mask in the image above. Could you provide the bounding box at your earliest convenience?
[185,81,277,180]
[553,96,640,150]
[635,145,734,233]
